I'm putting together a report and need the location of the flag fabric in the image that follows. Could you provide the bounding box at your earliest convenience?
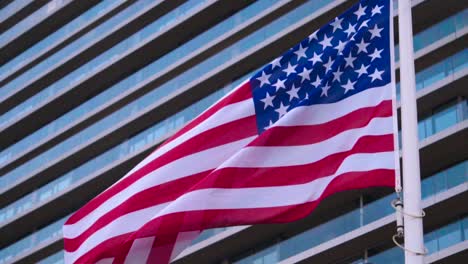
[64,0,396,263]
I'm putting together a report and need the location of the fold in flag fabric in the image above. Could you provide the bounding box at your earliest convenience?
[64,0,397,262]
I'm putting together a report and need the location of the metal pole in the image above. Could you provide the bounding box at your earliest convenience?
[397,0,425,263]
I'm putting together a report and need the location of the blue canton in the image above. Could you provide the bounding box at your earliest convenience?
[250,0,392,133]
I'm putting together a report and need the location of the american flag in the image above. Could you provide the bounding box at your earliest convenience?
[64,0,397,263]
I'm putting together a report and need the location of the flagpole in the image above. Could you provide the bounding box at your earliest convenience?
[397,0,425,263]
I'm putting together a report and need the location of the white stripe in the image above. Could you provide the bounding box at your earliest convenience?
[93,258,114,264]
[124,237,155,264]
[63,136,255,239]
[66,202,169,264]
[169,231,201,261]
[65,152,393,262]
[275,84,392,127]
[218,116,393,169]
[64,116,392,255]
[126,98,255,176]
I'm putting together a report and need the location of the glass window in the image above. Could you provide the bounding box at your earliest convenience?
[462,216,468,241]
[424,230,439,254]
[421,176,435,199]
[437,221,462,250]
[446,162,466,189]
[432,102,458,134]
[368,246,403,264]
[418,119,427,140]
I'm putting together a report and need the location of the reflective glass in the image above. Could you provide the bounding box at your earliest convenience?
[0,0,73,48]
[37,251,64,264]
[0,215,67,263]
[367,216,467,261]
[0,0,206,127]
[436,221,462,251]
[396,48,468,100]
[414,99,466,141]
[368,246,403,264]
[446,161,468,189]
[0,0,160,101]
[0,0,34,24]
[394,9,467,61]
[0,0,125,83]
[463,217,468,241]
[432,102,458,134]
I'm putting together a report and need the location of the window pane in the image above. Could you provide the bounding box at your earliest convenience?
[368,247,403,264]
[433,103,458,134]
[437,221,462,250]
[446,162,466,189]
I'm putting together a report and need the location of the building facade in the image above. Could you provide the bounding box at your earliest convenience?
[0,0,466,263]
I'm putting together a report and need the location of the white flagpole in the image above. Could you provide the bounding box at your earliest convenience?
[397,0,425,263]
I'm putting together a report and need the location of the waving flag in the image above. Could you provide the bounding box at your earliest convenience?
[64,0,397,263]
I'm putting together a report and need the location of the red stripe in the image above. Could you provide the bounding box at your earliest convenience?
[132,170,394,239]
[69,169,394,263]
[195,134,394,189]
[250,100,392,146]
[64,134,392,250]
[66,115,257,225]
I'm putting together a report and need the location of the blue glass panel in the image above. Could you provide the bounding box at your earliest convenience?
[436,221,463,250]
[37,250,64,264]
[368,247,403,264]
[463,217,468,241]
[0,0,125,83]
[0,0,34,24]
[425,230,439,254]
[0,0,73,48]
[363,193,395,225]
[432,103,458,134]
[445,161,466,189]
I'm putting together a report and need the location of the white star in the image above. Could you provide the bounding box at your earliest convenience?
[369,68,384,82]
[354,4,367,21]
[272,78,286,91]
[323,57,334,73]
[287,84,300,100]
[311,75,322,88]
[355,63,369,77]
[332,68,343,82]
[369,48,383,62]
[335,40,347,54]
[270,57,282,69]
[256,71,271,87]
[298,67,312,82]
[260,92,275,109]
[321,83,331,97]
[283,62,297,76]
[369,24,383,39]
[319,34,333,49]
[371,5,383,16]
[342,79,356,94]
[344,23,356,37]
[294,44,308,60]
[308,52,322,65]
[330,17,343,32]
[275,102,289,118]
[344,53,356,68]
[359,19,370,30]
[356,38,369,54]
[308,30,318,41]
